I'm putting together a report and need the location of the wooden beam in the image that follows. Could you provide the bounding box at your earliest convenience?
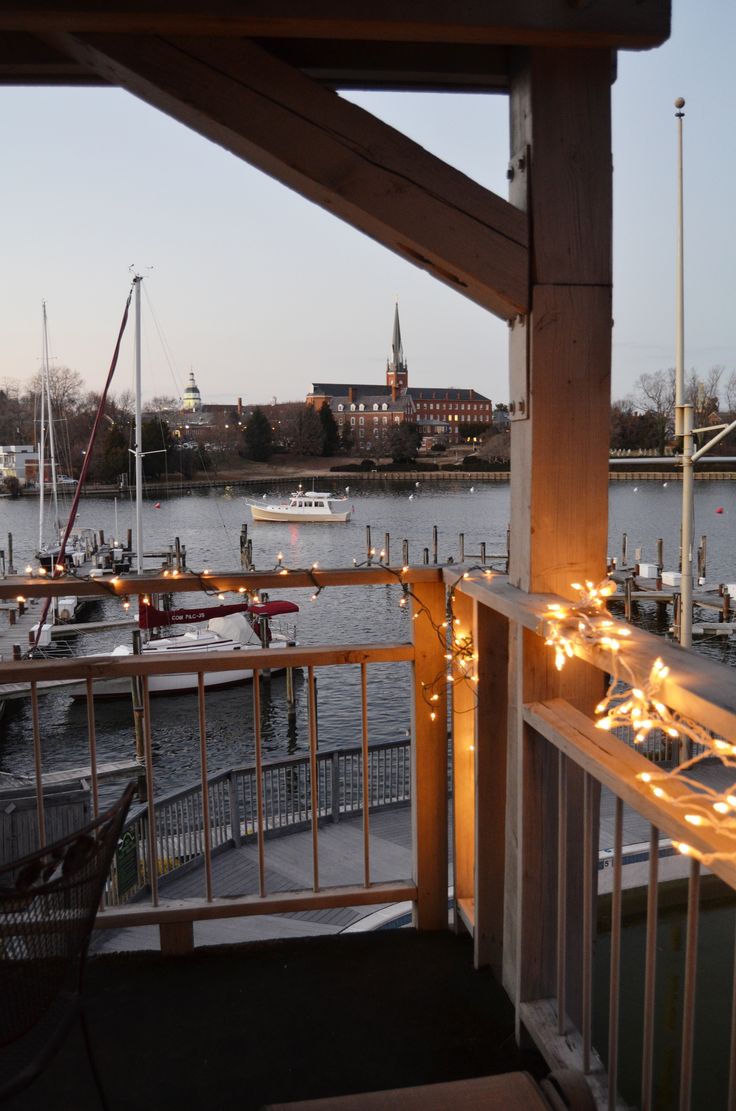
[45,31,529,319]
[0,2,672,49]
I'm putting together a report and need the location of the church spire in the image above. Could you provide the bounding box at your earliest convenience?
[386,300,408,396]
[391,300,403,367]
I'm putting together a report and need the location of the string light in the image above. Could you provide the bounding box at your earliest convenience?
[542,578,736,863]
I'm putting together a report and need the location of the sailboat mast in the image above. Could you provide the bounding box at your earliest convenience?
[134,275,143,574]
[42,302,60,537]
[37,316,46,552]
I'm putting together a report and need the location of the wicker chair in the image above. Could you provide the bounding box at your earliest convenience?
[0,781,136,1106]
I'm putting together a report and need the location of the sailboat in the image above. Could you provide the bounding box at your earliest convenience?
[71,275,300,697]
[34,302,86,623]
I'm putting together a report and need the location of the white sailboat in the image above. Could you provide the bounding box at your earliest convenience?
[73,275,300,698]
[35,302,80,623]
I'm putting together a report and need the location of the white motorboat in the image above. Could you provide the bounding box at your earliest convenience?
[249,491,352,523]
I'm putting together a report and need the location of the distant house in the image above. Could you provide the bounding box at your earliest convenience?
[0,444,40,485]
[307,304,491,449]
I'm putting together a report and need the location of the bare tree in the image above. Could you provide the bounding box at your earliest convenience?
[632,369,676,453]
[28,364,85,415]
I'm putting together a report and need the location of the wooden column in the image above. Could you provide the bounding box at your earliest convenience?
[473,599,509,977]
[411,579,449,930]
[506,48,612,1023]
[451,589,475,934]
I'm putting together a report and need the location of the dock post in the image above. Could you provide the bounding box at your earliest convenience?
[246,539,253,570]
[402,539,409,567]
[384,532,390,565]
[624,577,633,622]
[432,526,438,564]
[723,589,731,624]
[366,525,372,564]
[673,593,682,640]
[505,527,510,574]
[7,532,14,575]
[656,539,664,589]
[174,537,182,571]
[423,548,429,565]
[459,533,465,562]
[621,532,628,568]
[480,541,486,565]
[702,535,711,586]
[286,666,295,706]
[240,524,248,570]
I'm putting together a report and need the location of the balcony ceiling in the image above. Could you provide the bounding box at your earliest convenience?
[0,2,671,88]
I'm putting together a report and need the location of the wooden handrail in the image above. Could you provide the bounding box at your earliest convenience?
[453,571,736,739]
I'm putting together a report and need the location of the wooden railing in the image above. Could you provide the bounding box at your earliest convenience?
[3,566,736,1107]
[451,571,736,1111]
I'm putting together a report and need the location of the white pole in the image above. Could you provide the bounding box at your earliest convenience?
[42,303,60,539]
[674,97,693,647]
[134,276,144,574]
[38,308,46,553]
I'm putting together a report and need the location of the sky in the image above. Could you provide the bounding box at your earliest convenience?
[0,1,734,409]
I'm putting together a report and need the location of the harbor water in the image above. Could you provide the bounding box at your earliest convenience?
[1,479,735,795]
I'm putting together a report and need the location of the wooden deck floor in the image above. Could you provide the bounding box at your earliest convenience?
[94,769,711,953]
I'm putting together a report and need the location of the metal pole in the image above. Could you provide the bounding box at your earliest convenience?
[134,275,143,575]
[673,98,692,647]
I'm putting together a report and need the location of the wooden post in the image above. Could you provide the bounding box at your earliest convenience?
[621,532,628,568]
[240,523,248,570]
[656,538,664,589]
[402,539,409,567]
[432,525,439,564]
[423,548,429,565]
[507,46,611,1030]
[459,533,465,562]
[411,579,449,930]
[452,589,475,937]
[383,532,390,565]
[480,542,487,565]
[7,533,13,575]
[624,577,633,622]
[366,525,372,563]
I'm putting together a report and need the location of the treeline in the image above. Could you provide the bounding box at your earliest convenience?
[612,366,736,454]
[0,368,208,486]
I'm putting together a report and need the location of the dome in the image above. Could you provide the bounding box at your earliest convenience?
[182,370,202,412]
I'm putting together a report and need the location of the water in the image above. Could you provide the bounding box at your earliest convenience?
[1,479,735,795]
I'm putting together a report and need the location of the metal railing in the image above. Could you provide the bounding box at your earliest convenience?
[105,739,411,905]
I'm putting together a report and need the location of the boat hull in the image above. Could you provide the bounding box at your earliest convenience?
[250,505,351,523]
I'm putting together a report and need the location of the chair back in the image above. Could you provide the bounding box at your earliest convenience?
[0,782,136,1048]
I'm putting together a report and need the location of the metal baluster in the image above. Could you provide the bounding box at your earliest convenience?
[608,797,624,1110]
[680,859,701,1110]
[582,773,594,1075]
[556,750,568,1035]
[30,681,46,848]
[197,673,213,902]
[361,663,371,887]
[307,666,320,891]
[253,671,266,897]
[641,825,660,1110]
[141,676,158,907]
[85,678,100,820]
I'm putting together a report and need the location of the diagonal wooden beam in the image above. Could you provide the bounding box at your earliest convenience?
[46,31,529,318]
[2,2,671,49]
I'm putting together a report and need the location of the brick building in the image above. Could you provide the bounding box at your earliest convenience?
[307,304,491,450]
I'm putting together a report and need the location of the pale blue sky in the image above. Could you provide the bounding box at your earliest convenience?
[0,1,733,408]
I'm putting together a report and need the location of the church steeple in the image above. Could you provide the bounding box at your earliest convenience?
[386,301,408,398]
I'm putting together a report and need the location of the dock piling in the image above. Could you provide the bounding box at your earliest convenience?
[383,533,390,565]
[402,539,409,567]
[432,526,438,564]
